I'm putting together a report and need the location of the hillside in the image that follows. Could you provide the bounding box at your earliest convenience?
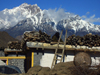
[0,31,18,48]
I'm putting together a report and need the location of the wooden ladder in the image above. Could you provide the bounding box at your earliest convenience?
[51,30,67,69]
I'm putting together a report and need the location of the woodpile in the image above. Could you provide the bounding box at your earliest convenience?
[51,32,63,42]
[20,30,52,50]
[52,32,60,42]
[66,33,100,47]
[22,30,51,43]
[8,30,52,49]
[7,41,21,49]
[8,31,100,49]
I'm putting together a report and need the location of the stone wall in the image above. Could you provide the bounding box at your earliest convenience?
[8,55,25,73]
[34,52,42,66]
[0,50,25,73]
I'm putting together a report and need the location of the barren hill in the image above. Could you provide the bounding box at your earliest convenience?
[0,31,18,48]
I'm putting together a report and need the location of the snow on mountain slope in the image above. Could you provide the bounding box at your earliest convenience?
[5,10,100,39]
[22,10,100,33]
[0,3,41,29]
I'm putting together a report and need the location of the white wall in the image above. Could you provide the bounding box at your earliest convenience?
[40,50,100,68]
[40,50,54,68]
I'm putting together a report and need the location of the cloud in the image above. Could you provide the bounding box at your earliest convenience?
[43,8,75,23]
[90,15,95,18]
[81,15,87,18]
[81,14,100,24]
[43,8,100,25]
[86,12,90,14]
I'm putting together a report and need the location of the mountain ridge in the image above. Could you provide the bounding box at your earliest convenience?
[0,3,100,40]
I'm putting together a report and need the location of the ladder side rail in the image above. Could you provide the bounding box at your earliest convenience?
[51,30,63,68]
[60,30,67,62]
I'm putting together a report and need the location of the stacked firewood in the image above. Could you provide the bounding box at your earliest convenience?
[51,32,63,42]
[8,30,52,49]
[66,33,100,47]
[22,30,51,43]
[21,30,51,50]
[7,41,21,49]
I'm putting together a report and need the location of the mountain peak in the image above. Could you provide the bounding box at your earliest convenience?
[20,3,29,7]
[74,15,81,20]
[20,3,39,8]
[33,4,38,6]
[0,3,41,29]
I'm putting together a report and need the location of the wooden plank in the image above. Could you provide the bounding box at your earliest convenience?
[26,42,100,52]
[50,42,64,45]
[4,49,23,54]
[4,48,22,51]
[6,41,100,52]
[4,51,23,52]
[26,42,73,49]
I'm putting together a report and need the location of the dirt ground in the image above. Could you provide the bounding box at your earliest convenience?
[1,61,100,75]
[0,62,75,75]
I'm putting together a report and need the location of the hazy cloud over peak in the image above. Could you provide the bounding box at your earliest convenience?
[43,8,75,23]
[43,8,100,25]
[81,14,100,24]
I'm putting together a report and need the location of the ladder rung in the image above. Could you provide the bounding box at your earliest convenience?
[55,59,61,61]
[55,53,62,55]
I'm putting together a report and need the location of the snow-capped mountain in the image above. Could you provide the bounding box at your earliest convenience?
[0,3,41,29]
[0,3,100,40]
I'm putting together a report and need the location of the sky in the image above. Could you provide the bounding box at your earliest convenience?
[0,0,100,25]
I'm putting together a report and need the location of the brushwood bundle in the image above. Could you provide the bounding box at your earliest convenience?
[7,41,21,49]
[22,30,51,43]
[66,33,100,47]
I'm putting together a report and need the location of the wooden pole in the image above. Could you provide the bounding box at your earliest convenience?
[0,56,26,59]
[7,59,8,65]
[31,52,34,67]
